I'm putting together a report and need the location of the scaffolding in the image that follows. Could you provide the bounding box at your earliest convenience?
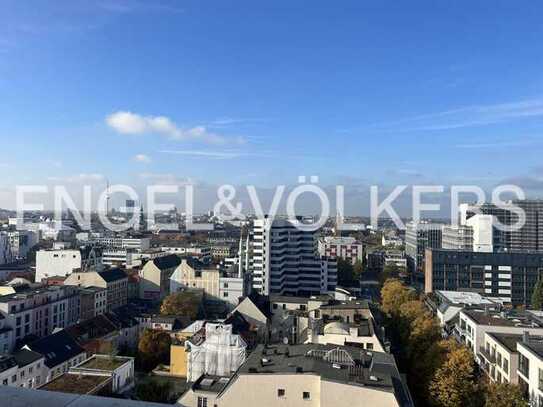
[187,323,247,382]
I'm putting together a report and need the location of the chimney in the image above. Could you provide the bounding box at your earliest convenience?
[523,331,530,344]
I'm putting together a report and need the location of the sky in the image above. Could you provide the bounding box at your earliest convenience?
[1,0,543,215]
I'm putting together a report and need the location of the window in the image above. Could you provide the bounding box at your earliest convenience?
[366,343,374,350]
[278,389,285,397]
[539,368,543,391]
[273,304,278,310]
[503,358,508,374]
[197,397,208,407]
[303,392,311,400]
[223,292,229,297]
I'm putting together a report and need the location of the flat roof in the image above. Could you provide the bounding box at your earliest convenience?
[463,309,542,328]
[437,290,496,306]
[77,356,130,371]
[40,373,111,395]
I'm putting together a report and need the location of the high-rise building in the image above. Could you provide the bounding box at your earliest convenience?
[405,221,443,286]
[250,218,337,296]
[460,200,543,252]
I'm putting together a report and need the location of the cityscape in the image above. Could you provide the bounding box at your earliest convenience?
[2,1,543,407]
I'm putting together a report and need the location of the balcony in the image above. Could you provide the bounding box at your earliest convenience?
[478,347,496,364]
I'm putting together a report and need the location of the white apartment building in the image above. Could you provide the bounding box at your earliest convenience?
[455,309,543,364]
[0,349,45,389]
[478,332,533,385]
[318,236,363,264]
[251,218,337,296]
[35,249,81,282]
[517,335,543,405]
[0,285,81,352]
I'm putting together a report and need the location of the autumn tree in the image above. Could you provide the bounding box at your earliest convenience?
[381,278,416,317]
[532,278,543,310]
[429,345,478,407]
[484,382,526,407]
[138,329,172,371]
[160,291,201,320]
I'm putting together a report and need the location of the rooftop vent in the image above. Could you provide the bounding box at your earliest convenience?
[369,375,379,382]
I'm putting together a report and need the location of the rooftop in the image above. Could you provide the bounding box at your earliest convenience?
[463,309,543,328]
[40,373,111,395]
[238,344,405,396]
[192,374,231,394]
[77,355,130,371]
[436,290,497,306]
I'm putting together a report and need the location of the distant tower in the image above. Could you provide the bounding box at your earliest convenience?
[105,179,110,215]
[139,206,145,231]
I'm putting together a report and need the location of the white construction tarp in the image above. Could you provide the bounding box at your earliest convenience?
[187,323,247,382]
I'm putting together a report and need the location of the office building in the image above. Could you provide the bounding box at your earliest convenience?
[250,218,337,296]
[405,221,442,285]
[425,248,543,306]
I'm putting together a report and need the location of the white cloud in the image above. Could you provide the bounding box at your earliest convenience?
[106,111,245,145]
[133,154,151,163]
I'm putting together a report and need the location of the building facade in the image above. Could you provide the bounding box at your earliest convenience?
[425,248,543,306]
[251,218,337,296]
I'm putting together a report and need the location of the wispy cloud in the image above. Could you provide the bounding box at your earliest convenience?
[97,1,183,14]
[158,150,243,160]
[133,154,151,163]
[207,117,270,129]
[106,111,246,145]
[455,137,541,149]
[346,97,543,133]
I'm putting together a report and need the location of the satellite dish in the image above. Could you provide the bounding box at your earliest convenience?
[283,337,289,345]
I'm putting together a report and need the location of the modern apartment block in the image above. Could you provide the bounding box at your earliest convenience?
[454,308,543,362]
[425,248,543,306]
[251,218,337,296]
[318,236,364,264]
[0,285,81,352]
[405,221,443,285]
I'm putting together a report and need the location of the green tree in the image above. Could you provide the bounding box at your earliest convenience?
[138,329,172,371]
[532,278,543,310]
[484,382,526,407]
[161,291,201,319]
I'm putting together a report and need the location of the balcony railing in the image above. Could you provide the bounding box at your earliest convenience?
[478,347,496,364]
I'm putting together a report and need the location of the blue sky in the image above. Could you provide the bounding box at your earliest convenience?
[1,1,543,212]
